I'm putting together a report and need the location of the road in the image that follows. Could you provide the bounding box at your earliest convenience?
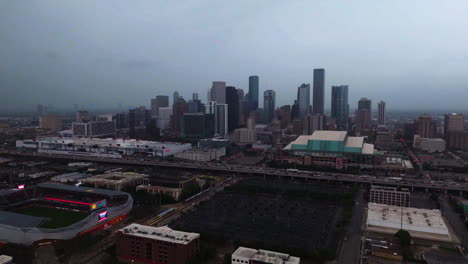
[338,187,366,264]
[2,149,468,192]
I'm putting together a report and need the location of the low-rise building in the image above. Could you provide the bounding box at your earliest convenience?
[82,172,148,191]
[232,247,300,264]
[174,147,226,162]
[72,121,116,137]
[136,185,182,201]
[370,186,410,207]
[414,137,446,153]
[116,224,199,264]
[366,203,452,242]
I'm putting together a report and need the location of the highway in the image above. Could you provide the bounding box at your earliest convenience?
[1,149,468,192]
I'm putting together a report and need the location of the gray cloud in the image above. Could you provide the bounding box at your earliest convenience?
[0,0,467,112]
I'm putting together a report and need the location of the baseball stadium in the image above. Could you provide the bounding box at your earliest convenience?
[0,183,133,245]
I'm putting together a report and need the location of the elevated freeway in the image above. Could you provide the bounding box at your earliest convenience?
[1,149,467,193]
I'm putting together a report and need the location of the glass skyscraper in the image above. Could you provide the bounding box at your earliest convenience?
[331,85,349,131]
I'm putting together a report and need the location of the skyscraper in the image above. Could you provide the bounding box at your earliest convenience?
[151,95,169,117]
[304,114,326,135]
[210,81,226,104]
[205,101,228,137]
[312,69,325,115]
[248,76,259,111]
[171,99,188,137]
[173,91,181,105]
[128,106,152,138]
[414,115,436,138]
[355,97,372,135]
[263,90,276,123]
[331,85,349,131]
[226,86,239,132]
[378,101,386,126]
[444,113,464,137]
[181,113,215,141]
[297,83,310,118]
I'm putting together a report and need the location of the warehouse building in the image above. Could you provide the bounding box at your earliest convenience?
[370,186,411,207]
[116,224,199,264]
[16,137,192,158]
[82,172,149,191]
[174,147,226,162]
[232,247,300,264]
[366,203,452,242]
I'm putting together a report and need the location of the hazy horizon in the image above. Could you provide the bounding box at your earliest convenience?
[1,0,467,112]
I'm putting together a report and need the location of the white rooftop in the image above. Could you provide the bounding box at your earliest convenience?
[345,137,364,148]
[233,247,300,264]
[362,143,375,155]
[34,137,189,149]
[119,224,199,245]
[366,203,451,242]
[310,130,347,141]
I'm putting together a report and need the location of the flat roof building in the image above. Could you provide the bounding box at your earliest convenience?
[82,172,148,191]
[370,186,410,207]
[232,247,300,264]
[116,224,199,264]
[366,203,451,242]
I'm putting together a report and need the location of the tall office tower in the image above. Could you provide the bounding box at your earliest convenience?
[76,110,90,122]
[378,101,386,126]
[37,104,45,116]
[237,89,246,126]
[151,95,169,117]
[414,114,436,138]
[187,99,203,113]
[192,93,199,101]
[205,102,228,137]
[291,100,300,121]
[128,106,152,138]
[263,90,276,123]
[157,107,173,135]
[236,89,245,101]
[444,113,464,136]
[173,91,181,105]
[39,115,62,132]
[171,99,188,136]
[248,75,259,111]
[312,69,325,114]
[356,97,372,135]
[247,113,256,130]
[210,81,227,104]
[279,105,292,129]
[114,113,128,129]
[304,114,326,135]
[181,113,215,140]
[226,86,239,132]
[297,83,311,118]
[331,85,349,131]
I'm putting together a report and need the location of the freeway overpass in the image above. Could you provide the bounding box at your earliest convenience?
[1,149,467,193]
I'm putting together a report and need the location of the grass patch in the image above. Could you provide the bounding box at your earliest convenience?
[14,206,89,229]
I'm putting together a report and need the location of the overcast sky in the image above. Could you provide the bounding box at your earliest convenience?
[1,0,467,112]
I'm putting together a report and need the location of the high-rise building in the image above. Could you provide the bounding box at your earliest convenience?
[76,110,90,122]
[444,113,464,137]
[205,102,228,137]
[248,76,259,111]
[171,99,188,136]
[158,107,173,134]
[128,107,151,138]
[446,131,468,150]
[192,93,199,101]
[210,81,226,104]
[279,105,292,129]
[114,113,128,129]
[331,85,349,131]
[39,115,62,132]
[173,91,181,105]
[414,115,436,138]
[151,95,169,117]
[378,101,386,126]
[312,69,325,115]
[297,83,311,118]
[304,114,326,135]
[355,98,372,136]
[181,113,215,140]
[116,224,200,264]
[37,104,45,116]
[263,90,276,123]
[226,86,239,132]
[187,99,203,113]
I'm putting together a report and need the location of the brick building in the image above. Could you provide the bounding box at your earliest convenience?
[116,224,199,264]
